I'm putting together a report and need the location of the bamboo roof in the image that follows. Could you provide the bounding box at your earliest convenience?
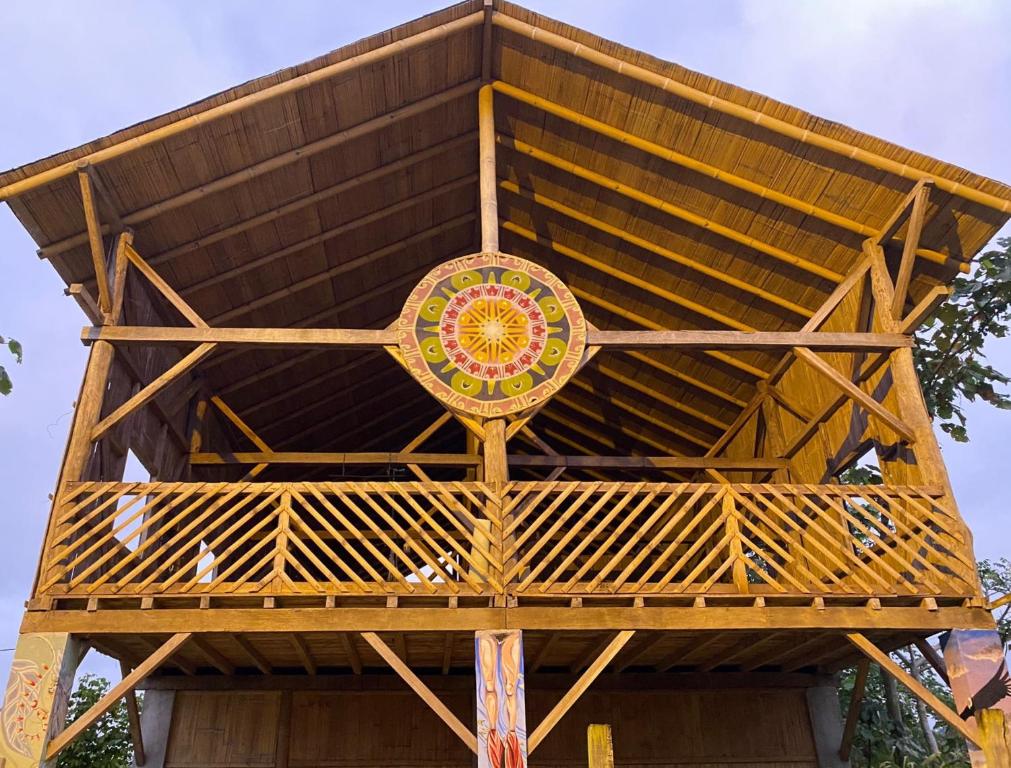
[3,0,1010,468]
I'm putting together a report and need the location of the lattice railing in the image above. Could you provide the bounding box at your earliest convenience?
[38,481,977,601]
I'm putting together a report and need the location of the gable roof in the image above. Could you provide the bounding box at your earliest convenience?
[3,0,1009,468]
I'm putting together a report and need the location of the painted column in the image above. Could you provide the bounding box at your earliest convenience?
[942,629,1011,768]
[0,632,86,768]
[476,630,528,768]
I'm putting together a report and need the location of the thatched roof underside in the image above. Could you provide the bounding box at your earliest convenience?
[3,0,1010,476]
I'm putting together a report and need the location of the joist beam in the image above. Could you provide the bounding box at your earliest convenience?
[45,633,191,761]
[191,451,480,466]
[587,330,910,351]
[7,12,483,203]
[528,631,634,752]
[290,634,317,675]
[494,88,956,269]
[846,633,979,746]
[234,634,273,674]
[492,13,1011,215]
[361,632,477,753]
[191,636,236,675]
[84,326,397,348]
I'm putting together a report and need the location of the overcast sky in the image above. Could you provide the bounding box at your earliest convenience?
[0,0,1008,679]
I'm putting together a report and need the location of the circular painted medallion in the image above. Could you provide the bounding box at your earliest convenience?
[398,252,586,417]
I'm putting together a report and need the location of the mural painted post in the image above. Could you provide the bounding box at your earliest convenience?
[476,630,528,768]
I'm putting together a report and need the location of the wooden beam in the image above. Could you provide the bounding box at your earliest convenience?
[527,630,634,752]
[118,660,146,767]
[290,634,317,675]
[890,182,933,320]
[142,134,475,270]
[587,330,911,352]
[45,633,191,761]
[84,326,397,348]
[913,638,949,686]
[838,658,870,761]
[209,394,273,479]
[792,346,916,444]
[491,14,1011,215]
[479,84,498,252]
[4,16,483,203]
[587,724,615,768]
[190,451,480,466]
[339,633,363,675]
[875,179,933,246]
[124,244,208,327]
[360,631,477,753]
[234,633,273,674]
[508,455,786,470]
[901,285,950,333]
[191,636,236,675]
[494,93,954,270]
[77,165,111,316]
[497,165,814,317]
[90,343,217,440]
[846,632,979,746]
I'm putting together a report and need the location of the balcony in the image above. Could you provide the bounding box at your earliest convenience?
[39,480,978,608]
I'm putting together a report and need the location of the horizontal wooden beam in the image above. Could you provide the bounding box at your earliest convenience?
[3,13,483,203]
[188,452,787,470]
[587,330,911,351]
[83,326,397,348]
[190,451,481,467]
[22,605,990,635]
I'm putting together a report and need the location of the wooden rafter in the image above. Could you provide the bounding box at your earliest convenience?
[494,85,957,269]
[492,12,1011,214]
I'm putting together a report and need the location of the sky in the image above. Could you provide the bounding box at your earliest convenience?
[0,0,1008,680]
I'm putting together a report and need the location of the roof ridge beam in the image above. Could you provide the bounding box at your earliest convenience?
[3,12,484,203]
[39,80,480,259]
[493,12,1011,215]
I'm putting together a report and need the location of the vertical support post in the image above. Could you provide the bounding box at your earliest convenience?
[476,630,528,768]
[978,710,1010,768]
[807,685,849,768]
[484,418,508,592]
[478,84,499,253]
[0,633,87,768]
[587,724,614,768]
[724,490,749,593]
[942,628,1011,766]
[119,660,146,766]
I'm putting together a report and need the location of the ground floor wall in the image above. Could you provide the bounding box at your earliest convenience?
[145,677,837,768]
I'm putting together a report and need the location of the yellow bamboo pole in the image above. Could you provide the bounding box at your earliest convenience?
[493,13,1011,215]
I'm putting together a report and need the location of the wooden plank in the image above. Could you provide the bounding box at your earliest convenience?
[846,633,979,746]
[84,326,397,348]
[90,343,216,440]
[77,166,111,316]
[587,724,615,768]
[793,346,915,443]
[360,631,478,753]
[838,658,869,761]
[46,633,191,760]
[527,631,634,752]
[587,330,910,351]
[2,14,483,203]
[118,660,146,767]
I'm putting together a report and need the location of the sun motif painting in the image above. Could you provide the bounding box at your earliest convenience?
[398,253,586,417]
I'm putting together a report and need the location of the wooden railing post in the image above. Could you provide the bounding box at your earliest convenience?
[484,418,508,597]
[725,489,749,593]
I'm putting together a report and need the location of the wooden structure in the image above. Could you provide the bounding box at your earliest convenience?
[2,2,1010,766]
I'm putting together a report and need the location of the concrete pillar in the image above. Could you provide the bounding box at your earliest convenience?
[0,632,87,768]
[134,689,176,768]
[806,684,849,768]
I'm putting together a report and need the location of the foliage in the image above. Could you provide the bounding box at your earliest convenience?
[838,560,1010,768]
[56,674,138,768]
[0,334,22,395]
[914,236,1011,442]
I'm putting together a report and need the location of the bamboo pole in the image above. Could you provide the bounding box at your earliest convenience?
[479,84,499,252]
[492,13,1011,214]
[0,13,483,203]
